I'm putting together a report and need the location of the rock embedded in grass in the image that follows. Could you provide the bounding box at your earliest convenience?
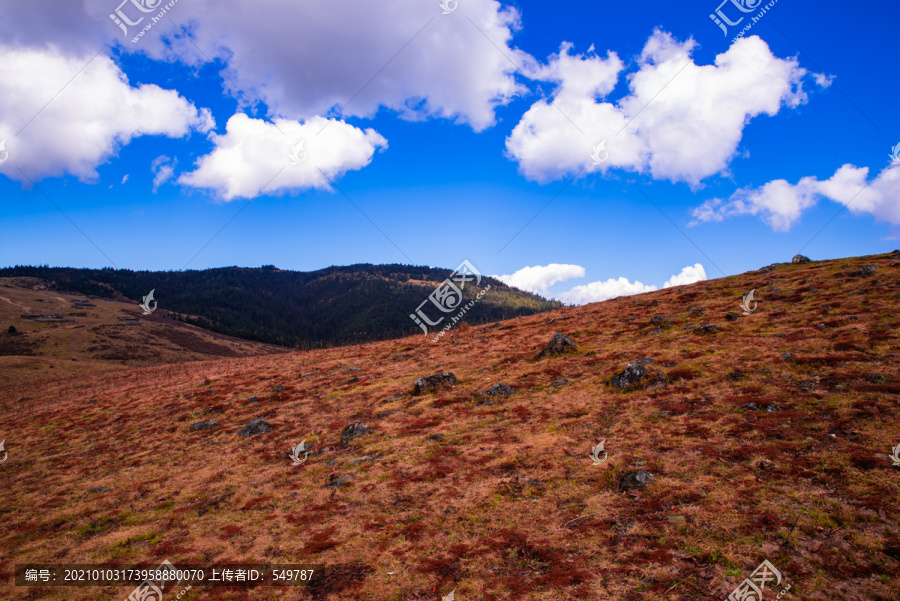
[341,423,373,446]
[326,474,352,488]
[237,418,270,438]
[476,383,515,397]
[536,332,577,359]
[792,254,811,264]
[191,420,219,431]
[412,372,457,395]
[610,359,659,390]
[694,325,721,335]
[620,470,654,491]
[851,265,877,277]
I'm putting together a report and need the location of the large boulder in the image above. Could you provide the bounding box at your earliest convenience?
[791,254,811,264]
[237,418,270,438]
[851,265,877,277]
[476,383,516,398]
[536,332,577,359]
[191,420,219,431]
[412,372,457,395]
[341,423,373,446]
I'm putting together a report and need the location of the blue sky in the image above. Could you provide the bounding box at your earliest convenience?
[1,0,897,304]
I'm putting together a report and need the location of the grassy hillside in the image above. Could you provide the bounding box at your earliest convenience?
[0,264,562,348]
[0,252,898,600]
[0,277,287,385]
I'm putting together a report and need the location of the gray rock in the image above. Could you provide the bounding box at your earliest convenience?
[536,332,577,359]
[725,312,740,321]
[348,456,377,464]
[191,420,219,431]
[650,315,674,325]
[632,358,655,366]
[237,418,270,438]
[376,410,400,418]
[610,361,653,390]
[728,371,744,381]
[88,487,109,493]
[347,376,359,384]
[694,325,721,334]
[426,433,445,441]
[620,470,654,491]
[273,384,285,392]
[851,265,877,277]
[247,396,259,403]
[341,423,373,446]
[742,402,758,411]
[477,383,515,397]
[412,372,457,395]
[326,474,352,488]
[792,254,811,264]
[550,378,569,387]
[781,353,793,360]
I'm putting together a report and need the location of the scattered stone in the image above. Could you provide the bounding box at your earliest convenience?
[767,404,781,412]
[347,376,359,384]
[475,399,496,407]
[191,420,219,431]
[443,507,455,515]
[376,410,400,418]
[851,265,877,277]
[691,307,707,316]
[412,372,457,395]
[536,332,577,359]
[725,312,740,321]
[273,384,285,392]
[341,423,373,446]
[865,374,885,383]
[758,263,781,274]
[348,456,377,464]
[88,487,109,493]
[426,433,445,441]
[728,371,744,381]
[237,418,270,438]
[650,315,674,325]
[620,470,654,491]
[550,378,569,387]
[742,403,758,411]
[326,460,337,466]
[694,325,721,334]
[347,367,362,372]
[326,474,352,488]
[476,383,515,397]
[247,396,259,403]
[792,254,811,264]
[781,353,793,361]
[610,360,660,390]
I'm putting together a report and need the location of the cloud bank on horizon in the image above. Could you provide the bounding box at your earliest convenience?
[495,263,708,305]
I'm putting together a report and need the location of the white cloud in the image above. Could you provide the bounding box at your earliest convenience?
[121,174,129,184]
[556,276,657,305]
[102,0,529,131]
[663,263,707,287]
[494,263,585,295]
[0,44,213,182]
[151,155,177,193]
[506,31,820,186]
[178,114,387,200]
[691,163,900,230]
[504,262,708,305]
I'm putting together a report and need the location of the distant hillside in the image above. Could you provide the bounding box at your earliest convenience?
[0,264,562,348]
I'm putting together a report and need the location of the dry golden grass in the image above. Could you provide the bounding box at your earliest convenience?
[1,253,899,600]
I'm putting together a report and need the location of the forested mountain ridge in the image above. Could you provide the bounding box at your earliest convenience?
[0,264,562,348]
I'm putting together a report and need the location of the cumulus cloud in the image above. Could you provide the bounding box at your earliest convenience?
[60,0,528,131]
[506,31,821,186]
[663,263,707,287]
[0,45,213,182]
[691,164,900,230]
[556,277,657,305]
[504,262,708,305]
[178,114,387,200]
[494,263,585,296]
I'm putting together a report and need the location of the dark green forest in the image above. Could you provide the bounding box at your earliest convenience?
[0,264,562,348]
